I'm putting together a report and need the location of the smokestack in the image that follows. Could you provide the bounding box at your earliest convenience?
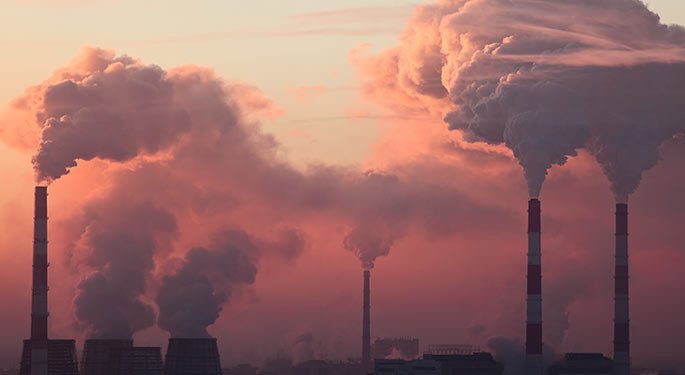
[614,204,630,375]
[362,270,371,374]
[30,186,49,375]
[526,199,543,375]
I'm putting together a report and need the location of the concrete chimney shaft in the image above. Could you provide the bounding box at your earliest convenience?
[31,186,48,375]
[614,204,630,375]
[362,270,371,374]
[526,199,543,375]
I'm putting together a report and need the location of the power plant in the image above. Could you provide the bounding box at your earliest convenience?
[13,187,639,375]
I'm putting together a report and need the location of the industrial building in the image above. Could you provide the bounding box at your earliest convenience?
[163,338,223,375]
[372,338,420,360]
[546,353,613,375]
[19,340,78,375]
[375,351,503,375]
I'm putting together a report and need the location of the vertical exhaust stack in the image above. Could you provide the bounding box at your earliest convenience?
[362,270,371,374]
[526,199,543,375]
[31,186,49,375]
[614,204,630,375]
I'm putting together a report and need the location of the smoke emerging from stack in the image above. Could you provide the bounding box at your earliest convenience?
[355,0,685,200]
[4,46,519,344]
[155,229,304,338]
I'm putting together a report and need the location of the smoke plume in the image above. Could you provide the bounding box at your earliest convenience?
[5,46,516,343]
[72,197,177,338]
[156,229,264,338]
[355,0,685,200]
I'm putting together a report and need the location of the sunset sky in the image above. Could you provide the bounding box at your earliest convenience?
[1,0,685,372]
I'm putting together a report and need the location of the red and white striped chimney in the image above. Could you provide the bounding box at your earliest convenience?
[526,199,543,375]
[614,203,630,375]
[362,270,371,374]
[31,186,49,375]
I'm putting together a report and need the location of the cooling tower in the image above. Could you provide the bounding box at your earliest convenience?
[31,186,49,375]
[81,339,134,375]
[526,199,543,375]
[613,204,630,375]
[110,346,164,375]
[20,339,78,375]
[163,338,222,375]
[362,270,371,374]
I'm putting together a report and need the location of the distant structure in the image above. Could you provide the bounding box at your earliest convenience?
[526,198,543,375]
[375,358,441,375]
[377,352,503,375]
[614,204,630,375]
[163,338,222,375]
[295,360,362,375]
[425,345,479,356]
[19,339,78,375]
[547,353,613,375]
[362,270,371,374]
[372,338,419,359]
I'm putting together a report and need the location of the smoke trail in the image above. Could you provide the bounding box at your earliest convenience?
[156,229,304,338]
[355,0,685,199]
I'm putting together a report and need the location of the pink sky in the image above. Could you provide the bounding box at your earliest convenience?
[1,0,685,372]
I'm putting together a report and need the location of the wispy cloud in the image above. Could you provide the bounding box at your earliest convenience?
[290,4,416,23]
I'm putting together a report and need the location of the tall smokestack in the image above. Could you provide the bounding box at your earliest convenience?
[614,204,630,375]
[526,199,542,375]
[31,186,48,375]
[362,270,371,374]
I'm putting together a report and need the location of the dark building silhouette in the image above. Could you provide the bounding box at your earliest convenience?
[19,339,78,375]
[423,353,504,375]
[375,352,503,375]
[372,338,420,359]
[81,339,134,375]
[547,353,613,375]
[163,338,222,375]
[109,346,163,375]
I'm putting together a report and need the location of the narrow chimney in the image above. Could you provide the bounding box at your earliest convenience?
[526,199,543,375]
[31,186,49,375]
[362,270,371,374]
[614,204,630,375]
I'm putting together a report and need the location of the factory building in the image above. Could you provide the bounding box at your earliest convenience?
[546,353,613,375]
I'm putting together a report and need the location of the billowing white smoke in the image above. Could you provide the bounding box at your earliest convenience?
[361,0,685,200]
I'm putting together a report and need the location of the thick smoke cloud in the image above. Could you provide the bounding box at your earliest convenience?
[355,0,685,200]
[156,230,266,338]
[30,52,192,182]
[5,46,519,341]
[72,197,177,338]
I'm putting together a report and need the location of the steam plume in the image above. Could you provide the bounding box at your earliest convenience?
[355,0,685,199]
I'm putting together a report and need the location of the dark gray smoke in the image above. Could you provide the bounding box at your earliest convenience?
[358,0,685,200]
[156,229,304,338]
[72,199,177,338]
